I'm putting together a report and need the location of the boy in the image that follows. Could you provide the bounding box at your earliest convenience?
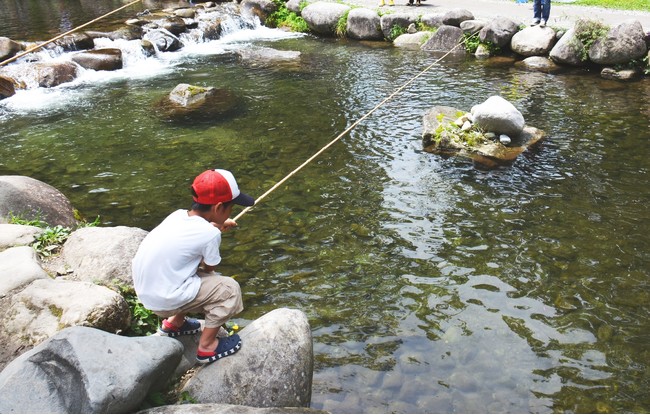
[132,169,255,364]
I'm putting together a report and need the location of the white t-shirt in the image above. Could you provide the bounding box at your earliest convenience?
[132,209,222,311]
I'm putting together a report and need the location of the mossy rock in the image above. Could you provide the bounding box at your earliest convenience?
[422,105,545,168]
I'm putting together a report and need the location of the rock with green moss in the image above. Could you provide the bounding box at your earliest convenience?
[155,83,241,123]
[422,105,544,168]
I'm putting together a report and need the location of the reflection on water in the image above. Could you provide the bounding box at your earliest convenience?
[1,2,650,413]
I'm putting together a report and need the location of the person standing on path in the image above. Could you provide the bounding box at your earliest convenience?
[532,0,551,27]
[132,168,255,364]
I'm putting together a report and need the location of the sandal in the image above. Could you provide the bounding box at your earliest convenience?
[158,317,201,337]
[196,334,242,364]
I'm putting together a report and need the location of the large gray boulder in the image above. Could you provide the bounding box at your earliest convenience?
[471,95,525,136]
[0,245,48,298]
[52,225,147,289]
[421,25,465,54]
[549,27,585,66]
[71,48,123,71]
[301,2,350,36]
[4,278,131,346]
[183,308,313,408]
[441,9,474,27]
[510,25,557,57]
[0,223,41,250]
[515,56,565,73]
[479,17,519,48]
[0,326,183,413]
[0,176,77,228]
[589,20,647,65]
[346,8,383,41]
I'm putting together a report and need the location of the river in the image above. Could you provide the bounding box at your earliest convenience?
[1,0,649,412]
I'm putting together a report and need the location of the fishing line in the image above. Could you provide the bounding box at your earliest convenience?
[0,0,143,67]
[233,30,480,222]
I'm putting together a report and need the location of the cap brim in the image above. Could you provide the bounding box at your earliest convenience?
[232,192,255,207]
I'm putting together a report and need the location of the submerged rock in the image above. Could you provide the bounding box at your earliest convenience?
[155,83,242,123]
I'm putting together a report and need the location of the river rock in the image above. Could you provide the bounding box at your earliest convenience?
[422,105,543,168]
[52,33,94,51]
[286,0,303,14]
[0,175,78,228]
[442,9,474,27]
[0,75,16,99]
[160,16,188,36]
[0,37,22,62]
[183,308,313,408]
[471,95,525,136]
[71,48,123,71]
[589,20,648,65]
[600,66,642,81]
[510,25,557,56]
[549,27,585,66]
[0,224,41,250]
[460,19,486,35]
[236,46,301,68]
[420,13,445,29]
[144,28,184,52]
[141,403,328,413]
[0,326,183,413]
[241,0,279,25]
[155,83,241,122]
[380,13,419,40]
[49,226,147,289]
[0,75,15,99]
[4,278,131,346]
[515,56,564,73]
[301,2,350,36]
[346,8,383,41]
[421,25,465,54]
[174,8,196,18]
[0,245,48,298]
[86,25,144,41]
[394,32,433,49]
[479,17,519,48]
[24,61,78,88]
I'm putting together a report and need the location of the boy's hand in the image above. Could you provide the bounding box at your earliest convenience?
[213,218,237,232]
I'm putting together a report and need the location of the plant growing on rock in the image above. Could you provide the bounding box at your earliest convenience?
[573,19,610,61]
[336,9,351,37]
[388,24,407,41]
[266,0,309,33]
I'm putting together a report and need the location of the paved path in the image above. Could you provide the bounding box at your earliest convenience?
[344,0,650,31]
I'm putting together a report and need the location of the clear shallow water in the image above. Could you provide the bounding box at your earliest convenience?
[1,2,650,413]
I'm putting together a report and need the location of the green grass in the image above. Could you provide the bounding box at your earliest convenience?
[571,0,650,12]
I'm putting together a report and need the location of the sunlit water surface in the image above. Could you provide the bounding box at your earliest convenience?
[1,1,649,413]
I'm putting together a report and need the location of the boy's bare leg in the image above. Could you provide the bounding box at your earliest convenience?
[165,314,187,328]
[198,327,220,352]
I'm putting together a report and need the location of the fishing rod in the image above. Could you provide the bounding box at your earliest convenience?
[233,30,481,222]
[0,0,143,67]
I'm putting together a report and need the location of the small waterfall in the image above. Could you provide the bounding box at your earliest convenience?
[0,3,302,115]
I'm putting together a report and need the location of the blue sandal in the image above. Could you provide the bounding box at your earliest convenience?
[196,334,242,364]
[158,318,201,337]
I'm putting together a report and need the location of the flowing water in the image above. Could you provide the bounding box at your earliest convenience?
[1,1,650,413]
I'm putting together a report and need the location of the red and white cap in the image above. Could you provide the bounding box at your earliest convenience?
[191,169,255,206]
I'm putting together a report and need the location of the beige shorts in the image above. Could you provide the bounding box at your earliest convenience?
[153,271,243,328]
